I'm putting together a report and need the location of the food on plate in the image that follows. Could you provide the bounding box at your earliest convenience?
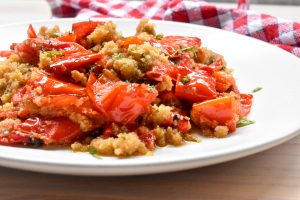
[0,19,253,157]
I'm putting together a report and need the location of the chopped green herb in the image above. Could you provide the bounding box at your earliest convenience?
[171,46,195,57]
[252,87,262,93]
[181,76,190,84]
[88,146,97,154]
[148,85,157,92]
[208,56,216,64]
[47,51,63,58]
[88,146,102,159]
[155,33,164,40]
[2,129,10,136]
[91,154,102,159]
[41,45,46,53]
[130,46,138,51]
[115,52,122,58]
[53,32,63,37]
[237,118,255,128]
[89,64,97,73]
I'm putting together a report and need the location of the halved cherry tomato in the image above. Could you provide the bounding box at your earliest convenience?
[72,21,104,46]
[175,71,216,102]
[191,96,238,132]
[239,93,253,117]
[177,53,197,70]
[214,71,235,92]
[14,117,83,145]
[87,75,158,124]
[11,39,40,65]
[11,38,89,66]
[27,24,37,38]
[147,63,192,82]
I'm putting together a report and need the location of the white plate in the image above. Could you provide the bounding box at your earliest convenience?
[0,18,300,176]
[0,0,51,25]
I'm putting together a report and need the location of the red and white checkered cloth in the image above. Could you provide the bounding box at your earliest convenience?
[47,0,300,58]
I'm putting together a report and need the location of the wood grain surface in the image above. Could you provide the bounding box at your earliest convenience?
[0,133,299,200]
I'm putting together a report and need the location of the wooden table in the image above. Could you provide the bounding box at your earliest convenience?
[0,132,299,200]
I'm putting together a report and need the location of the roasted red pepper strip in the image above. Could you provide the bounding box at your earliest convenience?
[28,69,86,95]
[48,53,103,74]
[14,117,83,145]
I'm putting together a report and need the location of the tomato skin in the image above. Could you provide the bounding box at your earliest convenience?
[87,76,158,124]
[150,36,201,57]
[214,71,235,92]
[191,96,238,133]
[14,117,83,145]
[120,37,144,48]
[72,21,104,47]
[29,69,86,96]
[176,119,190,133]
[27,24,37,38]
[48,53,103,74]
[0,50,13,58]
[175,71,216,103]
[239,93,253,117]
[11,40,40,65]
[57,34,77,42]
[11,38,88,66]
[0,130,31,146]
[137,129,156,150]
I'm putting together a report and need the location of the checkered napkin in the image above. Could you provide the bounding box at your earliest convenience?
[47,0,300,57]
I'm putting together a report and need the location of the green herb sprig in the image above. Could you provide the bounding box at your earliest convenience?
[171,46,195,57]
[88,146,102,159]
[47,51,63,58]
[252,87,262,93]
[181,76,190,84]
[237,117,255,128]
